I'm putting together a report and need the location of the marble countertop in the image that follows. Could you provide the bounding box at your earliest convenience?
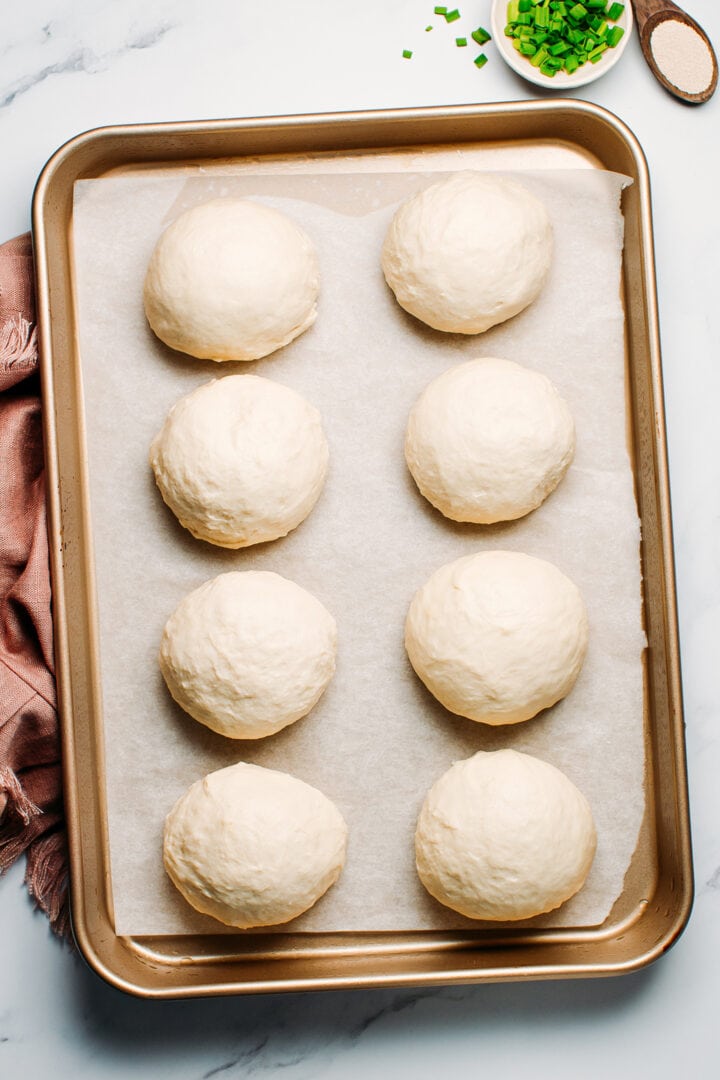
[1,2,718,1076]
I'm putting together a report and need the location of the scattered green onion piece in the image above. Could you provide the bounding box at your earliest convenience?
[606,24,624,46]
[474,52,488,67]
[402,49,413,58]
[607,2,624,19]
[445,8,461,21]
[456,36,467,45]
[426,24,433,31]
[434,6,448,13]
[471,26,491,45]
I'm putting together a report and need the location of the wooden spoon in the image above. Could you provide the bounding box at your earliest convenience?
[630,0,717,102]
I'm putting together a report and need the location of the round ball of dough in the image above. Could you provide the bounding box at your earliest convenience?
[164,762,348,928]
[143,197,319,361]
[160,571,337,740]
[405,551,588,725]
[381,172,552,334]
[149,374,329,548]
[415,749,596,921]
[405,358,575,524]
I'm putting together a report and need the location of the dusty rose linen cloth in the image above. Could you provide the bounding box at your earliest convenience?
[0,233,69,939]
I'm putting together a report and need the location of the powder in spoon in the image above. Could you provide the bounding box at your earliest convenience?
[650,18,714,96]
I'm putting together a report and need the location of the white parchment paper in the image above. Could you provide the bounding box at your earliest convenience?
[72,165,645,936]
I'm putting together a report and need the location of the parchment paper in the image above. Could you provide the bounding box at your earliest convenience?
[71,165,645,936]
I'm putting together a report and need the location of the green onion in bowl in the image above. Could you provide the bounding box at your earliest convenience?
[491,0,633,88]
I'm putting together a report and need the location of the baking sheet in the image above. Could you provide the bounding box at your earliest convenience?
[71,165,645,936]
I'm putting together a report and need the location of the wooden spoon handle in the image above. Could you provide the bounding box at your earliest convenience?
[630,0,683,31]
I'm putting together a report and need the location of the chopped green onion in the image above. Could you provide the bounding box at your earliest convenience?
[402,49,413,58]
[425,24,433,31]
[434,5,448,13]
[473,52,488,67]
[456,36,467,45]
[505,0,625,79]
[471,26,491,45]
[445,8,461,21]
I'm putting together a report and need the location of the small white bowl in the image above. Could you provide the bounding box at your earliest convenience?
[490,0,633,90]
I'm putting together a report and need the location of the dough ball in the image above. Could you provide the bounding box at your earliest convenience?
[415,749,596,921]
[143,197,319,361]
[160,571,337,740]
[164,762,348,928]
[381,172,552,334]
[405,550,588,725]
[405,358,575,524]
[149,374,329,548]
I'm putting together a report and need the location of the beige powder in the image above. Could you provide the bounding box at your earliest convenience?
[650,18,714,95]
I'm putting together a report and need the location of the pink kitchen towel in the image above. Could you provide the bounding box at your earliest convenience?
[0,233,69,940]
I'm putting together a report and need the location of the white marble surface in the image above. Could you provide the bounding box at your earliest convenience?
[1,1,719,1076]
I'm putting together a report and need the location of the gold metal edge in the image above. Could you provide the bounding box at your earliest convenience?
[34,152,118,975]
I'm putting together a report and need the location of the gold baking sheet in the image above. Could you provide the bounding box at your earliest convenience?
[33,101,691,996]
